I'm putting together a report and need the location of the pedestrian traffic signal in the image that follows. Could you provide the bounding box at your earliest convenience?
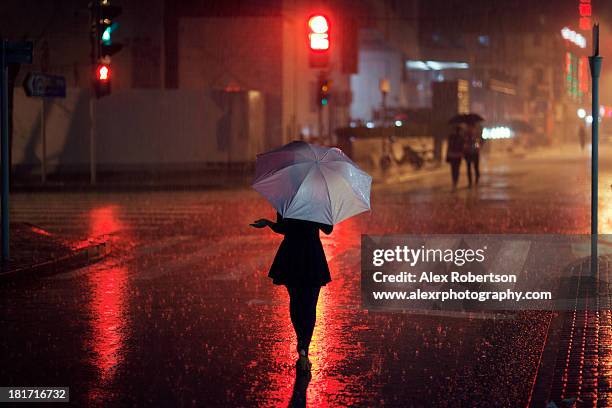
[98,1,123,58]
[95,62,111,97]
[89,0,122,98]
[97,64,110,81]
[308,14,330,68]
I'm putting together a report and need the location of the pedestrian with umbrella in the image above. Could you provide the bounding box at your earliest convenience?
[250,141,372,373]
[463,120,484,187]
[448,113,485,188]
[446,123,466,190]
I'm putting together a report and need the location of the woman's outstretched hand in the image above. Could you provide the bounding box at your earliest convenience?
[250,219,271,228]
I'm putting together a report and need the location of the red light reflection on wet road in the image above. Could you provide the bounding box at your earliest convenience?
[87,206,130,401]
[307,218,362,407]
[88,265,129,382]
[90,205,122,236]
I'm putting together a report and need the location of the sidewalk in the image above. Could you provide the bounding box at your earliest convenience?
[362,154,447,186]
[371,143,581,186]
[0,222,109,281]
[524,144,593,160]
[11,168,253,191]
[11,143,596,192]
[530,255,612,407]
[13,162,441,190]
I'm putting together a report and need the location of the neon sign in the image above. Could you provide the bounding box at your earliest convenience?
[579,0,591,30]
[561,27,586,48]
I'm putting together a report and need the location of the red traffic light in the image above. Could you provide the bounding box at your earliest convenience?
[308,15,329,51]
[97,64,110,81]
[94,63,111,98]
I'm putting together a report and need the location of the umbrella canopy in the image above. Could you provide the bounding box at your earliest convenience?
[448,113,485,125]
[252,141,372,225]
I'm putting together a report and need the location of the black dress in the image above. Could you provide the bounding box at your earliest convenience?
[268,213,333,287]
[446,131,465,162]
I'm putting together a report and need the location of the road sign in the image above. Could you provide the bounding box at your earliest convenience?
[5,41,33,64]
[23,73,66,98]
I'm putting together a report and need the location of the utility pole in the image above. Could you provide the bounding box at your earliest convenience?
[1,40,9,262]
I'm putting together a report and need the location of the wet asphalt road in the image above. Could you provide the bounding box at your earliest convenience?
[0,146,610,407]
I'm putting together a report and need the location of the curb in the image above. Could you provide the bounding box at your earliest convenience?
[11,182,249,192]
[371,166,446,187]
[389,166,446,184]
[0,240,110,282]
[530,255,612,407]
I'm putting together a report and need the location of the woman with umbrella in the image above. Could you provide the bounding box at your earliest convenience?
[250,141,371,373]
[250,213,332,372]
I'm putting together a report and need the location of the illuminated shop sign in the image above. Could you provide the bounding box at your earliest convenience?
[561,27,586,48]
[405,60,469,71]
[579,0,591,30]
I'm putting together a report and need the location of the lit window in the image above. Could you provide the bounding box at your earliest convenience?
[477,35,490,46]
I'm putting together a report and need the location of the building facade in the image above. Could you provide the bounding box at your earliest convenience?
[6,0,361,175]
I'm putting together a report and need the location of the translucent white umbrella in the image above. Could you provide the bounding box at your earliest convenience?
[252,141,372,225]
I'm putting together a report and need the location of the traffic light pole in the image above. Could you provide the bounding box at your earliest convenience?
[318,105,323,142]
[1,40,9,262]
[40,98,46,183]
[328,96,333,144]
[89,1,98,186]
[318,71,324,141]
[89,96,96,185]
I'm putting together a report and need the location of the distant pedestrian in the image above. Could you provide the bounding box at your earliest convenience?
[250,213,333,373]
[463,123,482,187]
[579,125,587,151]
[446,124,465,190]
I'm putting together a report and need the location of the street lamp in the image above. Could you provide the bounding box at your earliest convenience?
[589,23,602,277]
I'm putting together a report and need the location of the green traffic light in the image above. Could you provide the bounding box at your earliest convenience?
[102,27,112,44]
[101,22,118,45]
[321,98,328,106]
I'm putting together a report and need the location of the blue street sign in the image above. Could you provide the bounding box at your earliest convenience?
[5,41,32,64]
[23,73,66,98]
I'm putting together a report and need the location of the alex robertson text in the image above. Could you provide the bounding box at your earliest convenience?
[372,271,517,284]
